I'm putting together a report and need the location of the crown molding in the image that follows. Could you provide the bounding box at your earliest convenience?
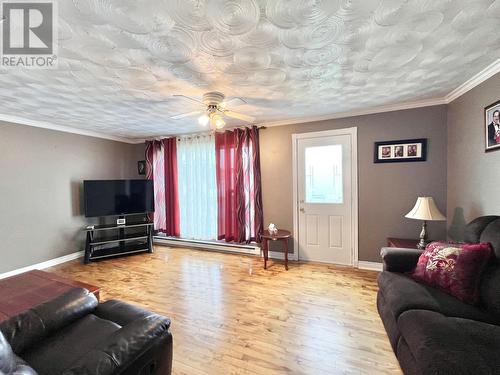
[260,58,500,129]
[127,138,146,144]
[259,97,448,128]
[445,58,500,103]
[0,114,141,144]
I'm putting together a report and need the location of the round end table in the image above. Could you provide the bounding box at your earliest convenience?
[260,229,292,270]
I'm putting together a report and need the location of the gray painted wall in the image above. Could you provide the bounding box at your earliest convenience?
[0,122,143,273]
[447,72,500,240]
[260,105,448,262]
[0,104,451,271]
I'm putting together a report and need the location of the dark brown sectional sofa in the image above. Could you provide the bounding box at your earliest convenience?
[378,216,500,375]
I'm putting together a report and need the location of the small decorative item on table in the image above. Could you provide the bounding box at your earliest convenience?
[261,228,292,271]
[268,223,278,235]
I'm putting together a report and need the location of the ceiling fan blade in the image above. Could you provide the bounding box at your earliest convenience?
[173,94,205,106]
[220,97,247,109]
[170,110,203,120]
[223,110,255,123]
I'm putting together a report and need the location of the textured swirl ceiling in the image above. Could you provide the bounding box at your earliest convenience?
[2,0,500,139]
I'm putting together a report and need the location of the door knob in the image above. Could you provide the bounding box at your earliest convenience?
[300,207,305,213]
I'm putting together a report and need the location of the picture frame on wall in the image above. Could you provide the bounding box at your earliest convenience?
[374,138,427,163]
[485,100,500,152]
[137,160,146,175]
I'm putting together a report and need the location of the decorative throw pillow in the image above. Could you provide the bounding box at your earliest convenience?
[410,241,492,304]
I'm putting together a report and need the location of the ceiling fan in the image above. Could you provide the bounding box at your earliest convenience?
[170,91,255,130]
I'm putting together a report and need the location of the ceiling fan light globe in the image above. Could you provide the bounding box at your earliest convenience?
[198,114,209,126]
[215,118,225,129]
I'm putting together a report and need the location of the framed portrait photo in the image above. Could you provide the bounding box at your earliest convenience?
[374,138,427,163]
[485,100,500,152]
[137,160,146,175]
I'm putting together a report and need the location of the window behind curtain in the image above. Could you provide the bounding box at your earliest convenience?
[176,135,218,240]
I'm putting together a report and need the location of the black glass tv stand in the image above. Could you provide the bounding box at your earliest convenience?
[84,220,154,264]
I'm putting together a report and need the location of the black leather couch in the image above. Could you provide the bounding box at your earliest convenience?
[0,288,172,375]
[378,216,500,375]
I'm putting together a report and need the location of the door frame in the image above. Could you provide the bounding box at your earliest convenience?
[291,127,359,265]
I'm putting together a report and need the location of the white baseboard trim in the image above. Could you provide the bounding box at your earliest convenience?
[155,238,302,261]
[0,251,84,280]
[147,236,384,271]
[357,261,383,272]
[154,237,261,256]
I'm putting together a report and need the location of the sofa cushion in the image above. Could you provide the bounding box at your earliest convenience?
[22,314,120,375]
[410,242,492,304]
[479,262,500,318]
[378,272,496,324]
[376,291,400,351]
[464,216,499,245]
[479,218,500,259]
[62,315,172,375]
[396,337,420,375]
[477,218,500,319]
[398,310,500,375]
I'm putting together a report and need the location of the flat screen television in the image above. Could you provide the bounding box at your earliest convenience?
[83,180,154,217]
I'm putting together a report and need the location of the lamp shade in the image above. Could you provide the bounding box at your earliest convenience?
[405,197,446,221]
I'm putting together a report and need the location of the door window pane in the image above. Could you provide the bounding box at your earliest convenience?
[305,145,343,203]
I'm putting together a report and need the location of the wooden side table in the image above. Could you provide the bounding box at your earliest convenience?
[387,237,419,249]
[0,270,100,322]
[261,230,292,270]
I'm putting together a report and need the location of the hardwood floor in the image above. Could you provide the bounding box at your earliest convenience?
[49,246,401,375]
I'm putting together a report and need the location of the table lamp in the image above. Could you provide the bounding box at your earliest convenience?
[405,197,446,249]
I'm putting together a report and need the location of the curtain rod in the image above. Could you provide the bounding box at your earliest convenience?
[146,125,266,142]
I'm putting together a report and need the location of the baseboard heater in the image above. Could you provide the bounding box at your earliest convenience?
[154,236,261,256]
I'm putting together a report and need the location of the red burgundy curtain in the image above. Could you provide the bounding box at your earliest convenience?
[215,126,263,243]
[145,138,180,237]
[162,138,180,236]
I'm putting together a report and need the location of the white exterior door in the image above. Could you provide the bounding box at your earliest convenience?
[295,130,356,265]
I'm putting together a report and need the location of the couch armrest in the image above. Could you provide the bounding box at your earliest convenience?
[0,331,37,375]
[0,288,97,354]
[62,315,172,375]
[380,247,423,273]
[94,300,160,327]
